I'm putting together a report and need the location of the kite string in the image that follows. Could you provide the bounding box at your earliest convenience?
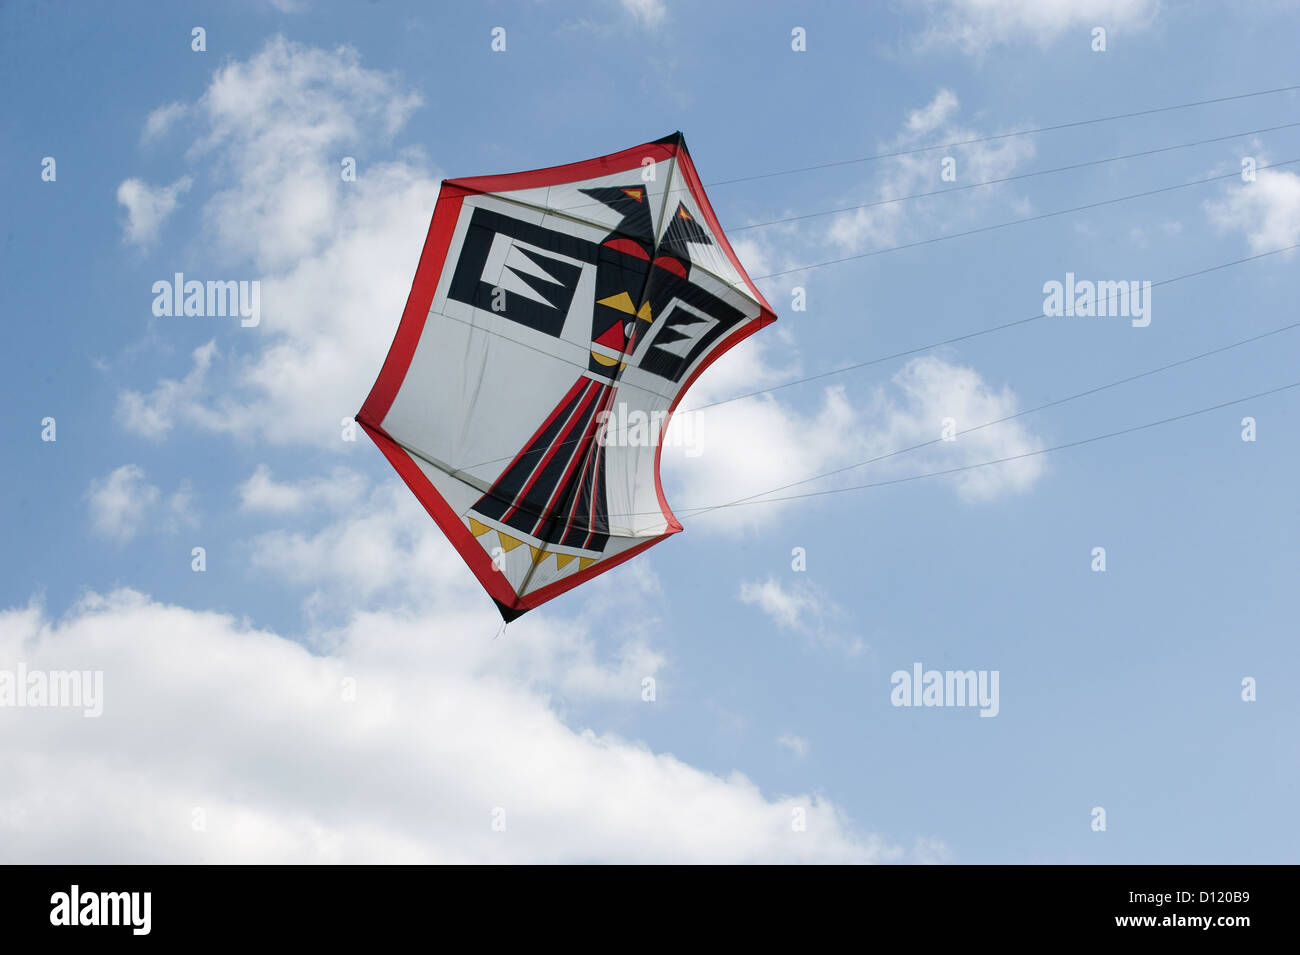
[729,119,1300,233]
[667,379,1300,519]
[705,82,1300,187]
[682,241,1300,413]
[695,319,1300,513]
[749,156,1300,280]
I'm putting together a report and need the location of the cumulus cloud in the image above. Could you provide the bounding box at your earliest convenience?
[661,349,1044,536]
[915,0,1161,53]
[85,465,195,543]
[739,577,824,632]
[737,576,863,654]
[119,37,435,446]
[115,340,232,440]
[237,465,368,514]
[141,102,187,142]
[825,88,1036,254]
[242,474,671,695]
[116,175,193,246]
[867,354,1046,501]
[776,733,809,757]
[0,566,911,862]
[619,0,668,29]
[1204,166,1300,254]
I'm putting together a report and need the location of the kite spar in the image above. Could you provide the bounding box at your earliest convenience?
[357,133,776,620]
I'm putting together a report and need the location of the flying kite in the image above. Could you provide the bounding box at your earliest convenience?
[357,133,776,620]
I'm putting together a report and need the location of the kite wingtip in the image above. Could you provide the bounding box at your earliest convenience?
[493,599,529,623]
[653,131,688,154]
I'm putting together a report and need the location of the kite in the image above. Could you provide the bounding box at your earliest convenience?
[357,133,776,620]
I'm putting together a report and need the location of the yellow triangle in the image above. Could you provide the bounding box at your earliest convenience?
[578,557,597,571]
[596,291,636,314]
[497,532,525,553]
[637,301,652,322]
[554,553,576,571]
[529,545,542,563]
[468,517,492,537]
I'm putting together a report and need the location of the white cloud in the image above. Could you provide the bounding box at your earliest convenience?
[0,578,905,862]
[662,349,1044,536]
[141,102,187,142]
[116,175,192,247]
[116,340,228,440]
[619,0,668,29]
[740,577,822,632]
[1204,166,1300,254]
[237,465,368,514]
[29,373,950,861]
[905,88,959,136]
[915,0,1161,53]
[192,36,423,272]
[246,476,671,698]
[737,576,863,654]
[826,89,1036,254]
[119,38,433,447]
[869,355,1046,501]
[776,733,809,757]
[85,465,195,543]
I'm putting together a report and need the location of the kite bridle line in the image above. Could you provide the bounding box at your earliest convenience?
[604,379,1300,524]
[686,318,1300,516]
[685,238,1300,412]
[728,119,1300,234]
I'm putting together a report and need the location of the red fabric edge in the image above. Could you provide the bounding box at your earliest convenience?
[448,142,678,195]
[359,419,676,614]
[358,185,470,427]
[650,312,774,534]
[647,144,778,532]
[673,146,779,322]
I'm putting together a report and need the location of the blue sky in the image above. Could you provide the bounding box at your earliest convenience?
[2,0,1298,862]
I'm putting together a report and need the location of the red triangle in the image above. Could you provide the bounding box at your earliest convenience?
[593,321,626,349]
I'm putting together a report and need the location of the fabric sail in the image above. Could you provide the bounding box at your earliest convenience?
[357,133,777,620]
